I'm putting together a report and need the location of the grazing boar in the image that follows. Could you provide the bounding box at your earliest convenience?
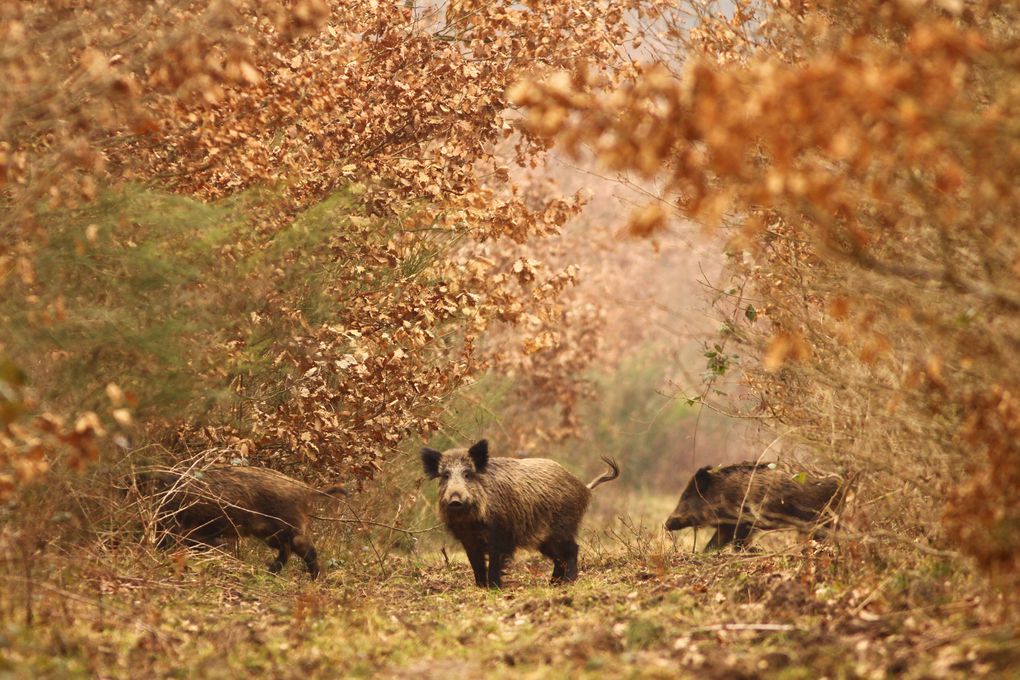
[664,462,844,551]
[421,439,619,588]
[146,466,346,579]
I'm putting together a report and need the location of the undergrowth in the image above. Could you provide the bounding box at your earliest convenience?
[1,521,1014,679]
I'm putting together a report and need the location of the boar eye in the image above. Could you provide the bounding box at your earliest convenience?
[440,471,451,480]
[463,470,475,480]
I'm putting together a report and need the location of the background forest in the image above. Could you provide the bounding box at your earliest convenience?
[1,0,1018,677]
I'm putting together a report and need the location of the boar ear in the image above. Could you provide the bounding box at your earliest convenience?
[468,439,489,472]
[421,448,442,479]
[692,466,714,491]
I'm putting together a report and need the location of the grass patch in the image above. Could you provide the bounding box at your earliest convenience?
[1,523,1015,679]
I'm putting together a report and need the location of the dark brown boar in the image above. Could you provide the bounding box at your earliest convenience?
[664,463,844,551]
[147,466,345,579]
[421,439,619,588]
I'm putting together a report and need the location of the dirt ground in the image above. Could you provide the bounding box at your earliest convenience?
[2,521,1016,679]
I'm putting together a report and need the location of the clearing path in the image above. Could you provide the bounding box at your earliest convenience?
[7,542,1015,678]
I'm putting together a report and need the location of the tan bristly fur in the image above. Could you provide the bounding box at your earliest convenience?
[146,466,345,579]
[423,439,619,587]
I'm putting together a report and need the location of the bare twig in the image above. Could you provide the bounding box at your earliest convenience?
[309,516,441,536]
[691,623,797,634]
[856,530,958,559]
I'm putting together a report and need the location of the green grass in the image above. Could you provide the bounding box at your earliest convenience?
[0,184,427,425]
[2,523,1015,679]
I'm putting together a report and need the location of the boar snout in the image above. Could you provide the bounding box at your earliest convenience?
[442,485,470,508]
[665,515,690,531]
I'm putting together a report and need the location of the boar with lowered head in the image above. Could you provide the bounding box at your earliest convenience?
[421,439,619,588]
[665,462,844,551]
[147,466,345,579]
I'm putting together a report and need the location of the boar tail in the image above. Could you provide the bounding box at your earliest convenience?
[318,484,348,498]
[587,456,620,490]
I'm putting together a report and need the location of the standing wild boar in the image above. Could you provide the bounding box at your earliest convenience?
[147,466,346,579]
[421,439,619,588]
[664,462,844,551]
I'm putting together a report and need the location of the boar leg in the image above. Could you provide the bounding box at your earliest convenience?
[292,534,320,580]
[487,551,507,589]
[560,539,580,582]
[539,539,565,582]
[486,536,514,589]
[706,523,754,551]
[540,538,579,584]
[266,533,293,574]
[731,523,754,550]
[461,536,488,587]
[705,524,736,551]
[156,527,175,550]
[807,524,830,541]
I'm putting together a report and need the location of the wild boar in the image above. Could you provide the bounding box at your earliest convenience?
[421,439,619,588]
[664,462,844,551]
[146,466,346,579]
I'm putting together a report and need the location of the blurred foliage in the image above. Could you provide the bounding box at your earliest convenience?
[6,187,254,419]
[514,0,1020,596]
[0,0,646,495]
[426,347,696,490]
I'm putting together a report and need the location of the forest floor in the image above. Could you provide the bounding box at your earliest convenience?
[2,521,1018,680]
